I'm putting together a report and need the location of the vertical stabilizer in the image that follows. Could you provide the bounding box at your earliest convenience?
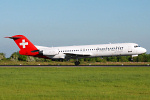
[5,35,39,56]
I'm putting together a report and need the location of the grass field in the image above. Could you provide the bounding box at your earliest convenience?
[0,60,150,66]
[0,67,150,100]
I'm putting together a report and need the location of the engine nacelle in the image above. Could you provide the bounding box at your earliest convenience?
[43,49,59,55]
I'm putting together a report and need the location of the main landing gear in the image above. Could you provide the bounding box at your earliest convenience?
[74,58,80,66]
[74,61,80,66]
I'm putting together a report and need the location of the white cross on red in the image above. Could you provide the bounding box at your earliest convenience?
[20,39,28,48]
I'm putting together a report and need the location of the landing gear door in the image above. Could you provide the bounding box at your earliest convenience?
[128,46,132,53]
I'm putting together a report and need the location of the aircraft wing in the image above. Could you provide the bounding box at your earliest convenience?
[64,52,91,58]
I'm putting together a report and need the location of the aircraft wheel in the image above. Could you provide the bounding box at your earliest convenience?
[75,61,80,66]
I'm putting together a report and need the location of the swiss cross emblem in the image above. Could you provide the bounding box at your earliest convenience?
[20,39,28,48]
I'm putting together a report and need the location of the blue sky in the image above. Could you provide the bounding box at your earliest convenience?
[0,0,150,57]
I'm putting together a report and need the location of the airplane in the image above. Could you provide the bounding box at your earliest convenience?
[5,35,147,65]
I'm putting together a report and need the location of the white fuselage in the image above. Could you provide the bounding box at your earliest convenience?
[36,43,146,59]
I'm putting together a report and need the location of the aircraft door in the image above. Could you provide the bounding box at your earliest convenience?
[96,47,99,52]
[128,46,132,53]
[83,48,85,51]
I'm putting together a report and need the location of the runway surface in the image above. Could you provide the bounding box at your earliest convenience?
[0,65,149,67]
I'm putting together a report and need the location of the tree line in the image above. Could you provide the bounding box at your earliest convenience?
[0,52,150,62]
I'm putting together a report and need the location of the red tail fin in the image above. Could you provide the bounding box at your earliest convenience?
[5,35,39,56]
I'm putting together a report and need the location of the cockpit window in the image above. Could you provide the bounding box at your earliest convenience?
[134,45,140,48]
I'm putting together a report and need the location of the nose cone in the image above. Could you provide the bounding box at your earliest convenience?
[143,48,147,53]
[137,47,147,54]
